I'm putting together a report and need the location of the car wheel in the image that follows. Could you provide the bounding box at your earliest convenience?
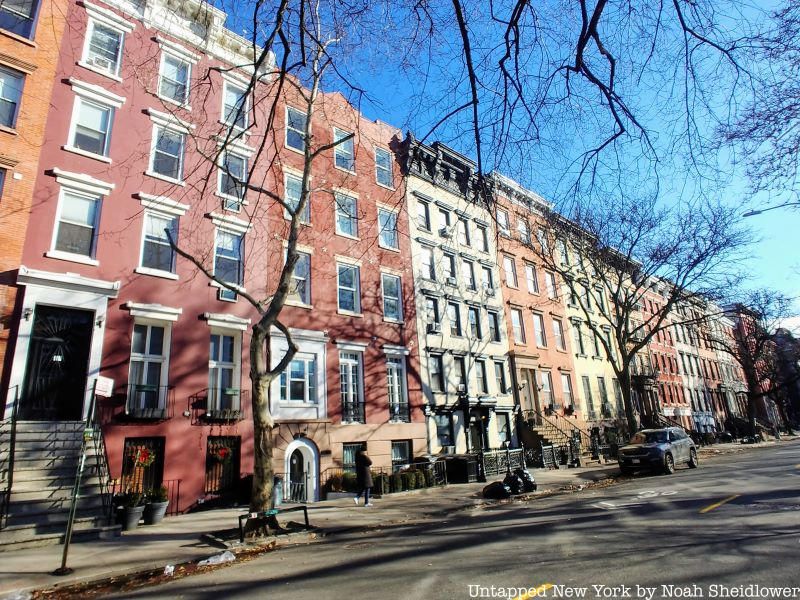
[663,453,675,475]
[688,448,699,468]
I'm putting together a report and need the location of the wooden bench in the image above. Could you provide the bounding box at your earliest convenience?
[238,506,310,543]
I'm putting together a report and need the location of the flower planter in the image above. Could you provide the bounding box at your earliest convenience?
[143,500,169,525]
[121,505,145,531]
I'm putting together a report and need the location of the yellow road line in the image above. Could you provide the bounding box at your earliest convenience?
[513,584,554,600]
[699,494,740,514]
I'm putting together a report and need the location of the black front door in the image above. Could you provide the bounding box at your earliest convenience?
[20,305,94,421]
[288,449,306,502]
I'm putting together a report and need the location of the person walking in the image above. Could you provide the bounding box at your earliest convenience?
[354,448,374,506]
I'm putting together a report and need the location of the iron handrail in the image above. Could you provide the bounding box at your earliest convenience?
[523,407,574,442]
[0,386,20,530]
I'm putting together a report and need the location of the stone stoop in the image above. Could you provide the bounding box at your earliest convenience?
[0,421,120,551]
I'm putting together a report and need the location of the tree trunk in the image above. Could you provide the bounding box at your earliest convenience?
[746,391,758,438]
[250,328,274,513]
[619,369,638,437]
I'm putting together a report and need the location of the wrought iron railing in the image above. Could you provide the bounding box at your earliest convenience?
[125,384,175,420]
[85,383,114,523]
[342,401,365,423]
[111,478,181,516]
[320,461,446,498]
[389,402,410,422]
[481,448,525,477]
[190,389,249,424]
[0,386,20,530]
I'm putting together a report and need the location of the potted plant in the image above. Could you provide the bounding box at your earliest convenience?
[116,492,146,531]
[143,485,169,525]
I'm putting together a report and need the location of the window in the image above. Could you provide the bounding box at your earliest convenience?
[573,321,585,354]
[438,207,451,231]
[70,98,112,156]
[128,323,168,414]
[205,436,240,495]
[286,106,307,151]
[598,376,610,416]
[334,128,355,171]
[340,351,364,422]
[517,218,531,244]
[430,354,445,392]
[417,200,430,230]
[553,319,566,351]
[209,332,240,411]
[337,263,361,313]
[159,54,190,104]
[539,371,553,407]
[447,302,462,336]
[219,152,247,209]
[284,172,309,223]
[525,264,539,294]
[443,253,456,280]
[0,66,23,128]
[0,0,39,38]
[537,228,549,253]
[494,361,508,394]
[497,210,510,236]
[289,251,311,305]
[511,308,525,344]
[121,437,164,493]
[476,359,488,393]
[421,246,435,280]
[335,192,358,237]
[343,443,362,474]
[214,230,243,287]
[477,224,489,252]
[425,297,439,324]
[481,266,493,291]
[378,208,398,249]
[83,20,123,76]
[435,414,453,447]
[533,313,546,347]
[488,311,501,342]
[280,354,317,403]
[375,147,393,187]
[382,273,402,321]
[391,440,411,472]
[141,212,177,273]
[503,256,517,287]
[55,191,101,257]
[593,332,602,357]
[462,259,476,290]
[557,238,570,265]
[613,378,624,412]
[223,83,247,129]
[561,374,574,409]
[497,413,511,446]
[545,271,558,299]
[457,218,470,246]
[0,168,5,197]
[151,126,185,181]
[582,376,595,418]
[454,356,466,389]
[468,307,481,339]
[387,357,409,421]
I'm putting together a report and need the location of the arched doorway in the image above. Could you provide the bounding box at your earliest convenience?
[283,437,320,502]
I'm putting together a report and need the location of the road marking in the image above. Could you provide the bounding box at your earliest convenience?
[512,583,554,600]
[699,494,740,513]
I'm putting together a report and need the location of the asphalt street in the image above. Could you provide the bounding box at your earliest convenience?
[112,442,800,600]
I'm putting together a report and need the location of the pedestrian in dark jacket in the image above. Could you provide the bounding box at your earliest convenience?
[354,448,374,506]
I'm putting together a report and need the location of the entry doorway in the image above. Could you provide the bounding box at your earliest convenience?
[288,449,307,502]
[283,437,320,502]
[20,306,94,421]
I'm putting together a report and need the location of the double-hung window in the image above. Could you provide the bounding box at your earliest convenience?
[417,200,430,231]
[340,351,364,422]
[497,210,510,236]
[545,271,558,299]
[573,321,585,354]
[159,54,190,105]
[582,376,595,418]
[141,212,177,274]
[337,263,361,313]
[494,361,508,394]
[0,168,5,197]
[286,106,307,152]
[481,266,494,291]
[478,225,489,252]
[209,332,240,412]
[375,147,393,187]
[335,192,358,237]
[517,218,531,244]
[435,413,453,446]
[0,0,39,38]
[468,307,481,339]
[289,251,311,305]
[284,173,309,223]
[425,297,440,325]
[553,319,566,351]
[503,256,517,287]
[525,263,539,294]
[71,98,112,156]
[381,273,402,321]
[533,313,547,347]
[378,208,398,250]
[457,218,470,246]
[128,323,168,415]
[448,302,462,336]
[83,20,124,77]
[280,354,317,403]
[462,259,476,290]
[430,354,445,392]
[488,311,501,342]
[539,371,553,407]
[511,308,525,344]
[421,246,435,280]
[219,152,247,210]
[214,229,243,288]
[0,66,23,128]
[476,359,488,394]
[151,126,185,181]
[54,191,101,258]
[334,128,355,171]
[223,83,247,129]
[391,440,411,471]
[387,357,409,422]
[562,374,575,409]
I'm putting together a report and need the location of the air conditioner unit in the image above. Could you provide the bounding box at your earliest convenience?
[446,276,458,286]
[457,383,466,393]
[86,55,114,72]
[439,227,451,238]
[485,287,495,296]
[427,322,441,334]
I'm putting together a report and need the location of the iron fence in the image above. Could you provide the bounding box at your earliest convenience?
[389,402,411,422]
[125,384,175,420]
[481,448,525,477]
[342,401,366,423]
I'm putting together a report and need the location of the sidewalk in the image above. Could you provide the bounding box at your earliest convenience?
[4,437,798,598]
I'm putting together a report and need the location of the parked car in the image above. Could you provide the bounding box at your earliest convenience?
[617,427,698,475]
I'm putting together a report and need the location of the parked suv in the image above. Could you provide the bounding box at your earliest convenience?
[617,427,698,475]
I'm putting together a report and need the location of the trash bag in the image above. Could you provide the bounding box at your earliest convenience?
[482,481,512,499]
[503,472,524,495]
[513,468,537,492]
[198,550,236,566]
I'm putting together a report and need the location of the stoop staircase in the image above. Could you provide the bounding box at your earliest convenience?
[0,419,119,551]
[518,410,603,467]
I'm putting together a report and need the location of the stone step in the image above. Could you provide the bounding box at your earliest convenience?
[10,472,106,491]
[0,444,99,460]
[5,504,109,528]
[9,430,85,443]
[0,522,120,552]
[0,421,85,433]
[10,482,104,503]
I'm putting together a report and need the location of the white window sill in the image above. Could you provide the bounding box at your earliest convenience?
[156,93,191,111]
[62,145,112,163]
[209,280,247,293]
[384,318,404,325]
[145,170,185,186]
[214,192,248,207]
[285,300,313,310]
[135,266,179,280]
[376,181,395,191]
[278,402,318,408]
[76,61,123,82]
[282,214,310,226]
[334,164,356,176]
[284,142,306,156]
[0,124,18,136]
[45,250,99,266]
[378,244,400,253]
[1,28,36,46]
[337,309,363,318]
[335,231,360,242]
